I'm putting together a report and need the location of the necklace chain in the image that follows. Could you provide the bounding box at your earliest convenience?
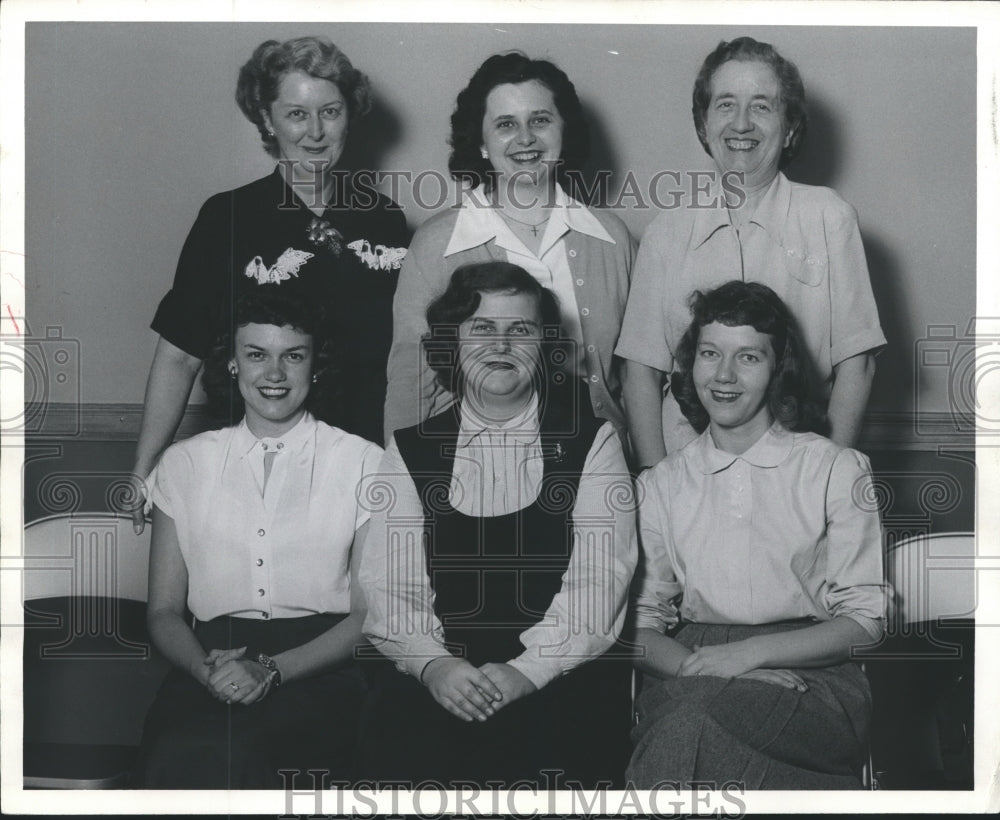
[497,209,551,236]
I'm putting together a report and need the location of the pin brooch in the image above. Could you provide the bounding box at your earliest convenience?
[307,217,345,256]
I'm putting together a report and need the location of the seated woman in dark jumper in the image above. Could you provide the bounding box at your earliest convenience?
[628,280,887,789]
[134,287,381,788]
[359,261,637,788]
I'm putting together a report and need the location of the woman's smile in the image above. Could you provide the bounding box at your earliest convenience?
[257,385,292,398]
[693,321,776,448]
[230,322,315,437]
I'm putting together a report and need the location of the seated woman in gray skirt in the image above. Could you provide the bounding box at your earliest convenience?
[629,280,886,790]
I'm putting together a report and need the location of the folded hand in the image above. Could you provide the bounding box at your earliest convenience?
[206,657,270,706]
[421,657,503,723]
[478,662,537,712]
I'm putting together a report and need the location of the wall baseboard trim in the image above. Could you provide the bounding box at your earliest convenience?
[21,403,978,451]
[21,403,216,442]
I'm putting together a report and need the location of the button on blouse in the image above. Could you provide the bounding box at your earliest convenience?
[150,412,383,621]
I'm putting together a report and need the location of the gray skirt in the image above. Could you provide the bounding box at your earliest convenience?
[627,622,871,790]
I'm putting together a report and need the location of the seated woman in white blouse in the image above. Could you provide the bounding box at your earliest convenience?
[628,280,887,790]
[359,261,637,788]
[134,287,382,788]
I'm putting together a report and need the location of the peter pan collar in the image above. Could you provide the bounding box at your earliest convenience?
[690,421,794,474]
[444,184,615,257]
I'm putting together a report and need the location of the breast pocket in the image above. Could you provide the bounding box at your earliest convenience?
[780,243,827,287]
[780,234,830,288]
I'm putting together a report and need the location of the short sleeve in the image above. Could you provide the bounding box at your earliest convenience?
[823,447,887,641]
[825,200,887,367]
[148,443,189,520]
[150,195,231,359]
[354,441,386,531]
[614,217,674,371]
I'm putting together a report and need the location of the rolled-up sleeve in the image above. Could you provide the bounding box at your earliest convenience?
[825,201,887,368]
[508,423,638,689]
[631,466,684,634]
[823,447,887,641]
[359,437,452,679]
[613,221,674,372]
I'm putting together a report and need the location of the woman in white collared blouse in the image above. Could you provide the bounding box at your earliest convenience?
[134,287,382,788]
[383,52,635,445]
[628,281,887,790]
[362,263,637,788]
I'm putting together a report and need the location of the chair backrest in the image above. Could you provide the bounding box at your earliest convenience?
[886,532,976,627]
[21,515,169,749]
[22,513,152,603]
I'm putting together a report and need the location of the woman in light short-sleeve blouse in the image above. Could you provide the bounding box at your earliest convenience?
[134,287,382,789]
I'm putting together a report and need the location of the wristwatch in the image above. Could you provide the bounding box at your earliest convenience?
[256,653,283,689]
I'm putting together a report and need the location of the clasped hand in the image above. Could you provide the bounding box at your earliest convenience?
[678,642,808,692]
[422,658,537,722]
[198,646,272,705]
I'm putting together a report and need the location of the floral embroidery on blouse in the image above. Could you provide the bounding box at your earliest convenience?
[347,239,407,272]
[244,248,315,285]
[307,217,345,256]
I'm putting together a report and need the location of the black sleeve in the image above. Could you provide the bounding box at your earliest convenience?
[150,192,232,359]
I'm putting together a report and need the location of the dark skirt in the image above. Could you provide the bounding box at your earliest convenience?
[133,614,365,789]
[357,649,633,789]
[627,622,872,790]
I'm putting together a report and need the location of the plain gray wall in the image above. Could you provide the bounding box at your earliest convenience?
[25,22,975,413]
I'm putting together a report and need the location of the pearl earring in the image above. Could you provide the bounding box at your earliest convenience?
[229,366,237,378]
[481,148,489,159]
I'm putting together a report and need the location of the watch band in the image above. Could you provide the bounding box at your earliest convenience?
[256,652,282,688]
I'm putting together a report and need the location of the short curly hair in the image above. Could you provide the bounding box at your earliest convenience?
[201,287,341,427]
[691,36,808,169]
[673,280,825,434]
[422,261,564,398]
[235,36,371,158]
[448,51,589,192]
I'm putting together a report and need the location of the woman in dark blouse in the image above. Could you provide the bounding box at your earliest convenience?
[131,36,408,529]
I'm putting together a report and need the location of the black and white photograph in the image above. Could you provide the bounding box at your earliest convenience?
[1,0,997,814]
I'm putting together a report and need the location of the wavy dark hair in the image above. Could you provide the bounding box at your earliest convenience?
[201,287,340,427]
[692,36,807,169]
[422,261,564,400]
[448,52,589,193]
[236,36,371,158]
[673,280,825,434]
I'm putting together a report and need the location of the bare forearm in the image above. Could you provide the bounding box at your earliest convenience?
[633,627,692,680]
[133,338,202,476]
[148,609,209,684]
[744,617,872,669]
[621,360,667,469]
[273,612,365,685]
[828,353,875,448]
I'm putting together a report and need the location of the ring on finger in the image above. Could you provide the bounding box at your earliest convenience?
[230,682,240,691]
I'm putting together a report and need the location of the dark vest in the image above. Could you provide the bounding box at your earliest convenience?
[394,390,603,666]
